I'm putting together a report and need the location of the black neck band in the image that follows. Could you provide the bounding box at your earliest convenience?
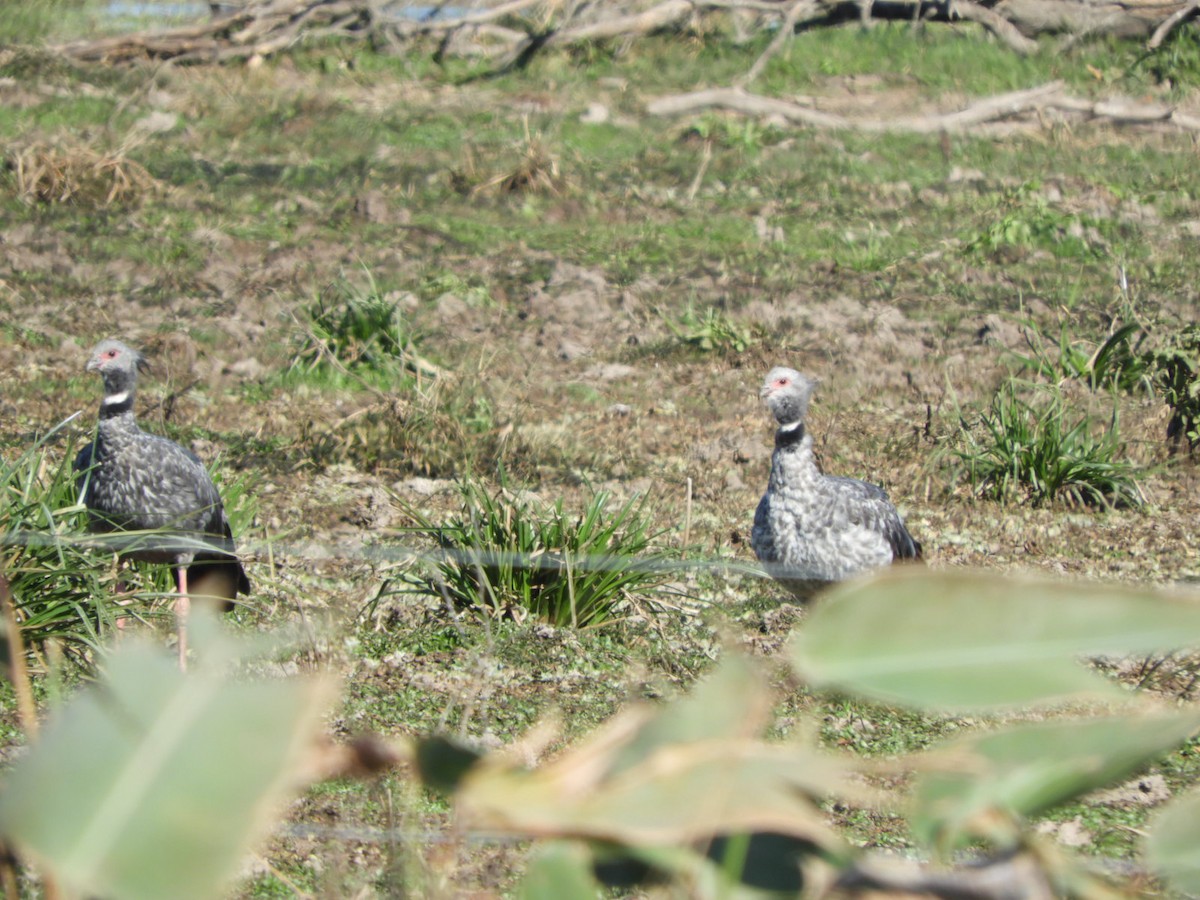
[774,421,806,449]
[99,395,135,419]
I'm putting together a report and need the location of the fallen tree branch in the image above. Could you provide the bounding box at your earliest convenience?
[949,0,1040,53]
[738,0,821,86]
[647,82,1064,132]
[647,81,1200,133]
[1147,0,1200,45]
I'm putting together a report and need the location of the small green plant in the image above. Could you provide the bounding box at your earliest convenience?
[835,223,893,272]
[667,305,756,355]
[418,270,492,307]
[964,182,1105,260]
[689,113,768,155]
[290,273,430,387]
[1011,319,1151,393]
[385,481,675,628]
[1146,322,1200,451]
[953,381,1143,508]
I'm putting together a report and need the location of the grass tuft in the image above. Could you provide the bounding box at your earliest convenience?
[466,121,567,198]
[666,304,757,355]
[382,480,676,628]
[963,181,1109,260]
[7,142,157,208]
[289,272,436,389]
[953,380,1143,508]
[1011,318,1151,393]
[2,421,128,665]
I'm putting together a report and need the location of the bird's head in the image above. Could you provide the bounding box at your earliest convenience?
[86,339,147,399]
[86,339,146,374]
[760,366,819,428]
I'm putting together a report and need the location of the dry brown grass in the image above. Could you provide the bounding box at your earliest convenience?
[8,142,158,207]
[475,118,566,197]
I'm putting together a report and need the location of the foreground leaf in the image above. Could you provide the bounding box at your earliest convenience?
[913,712,1200,847]
[606,652,771,776]
[791,569,1200,711]
[0,637,333,900]
[519,841,602,900]
[451,658,856,855]
[1146,784,1200,892]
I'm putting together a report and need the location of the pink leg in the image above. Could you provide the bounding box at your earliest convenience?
[115,576,131,639]
[175,566,191,672]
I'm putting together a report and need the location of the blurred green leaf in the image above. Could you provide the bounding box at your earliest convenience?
[519,841,602,900]
[454,657,855,854]
[0,631,333,900]
[1146,785,1200,892]
[790,569,1200,711]
[914,713,1200,848]
[608,653,769,776]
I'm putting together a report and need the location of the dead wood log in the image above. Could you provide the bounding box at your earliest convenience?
[948,0,1040,52]
[996,0,1188,37]
[647,81,1200,133]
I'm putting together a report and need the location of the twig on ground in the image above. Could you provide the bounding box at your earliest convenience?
[687,139,714,201]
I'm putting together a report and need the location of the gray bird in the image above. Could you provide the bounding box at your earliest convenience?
[751,367,921,597]
[75,338,249,667]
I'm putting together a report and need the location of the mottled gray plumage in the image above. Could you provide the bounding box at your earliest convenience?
[751,367,920,596]
[75,339,249,611]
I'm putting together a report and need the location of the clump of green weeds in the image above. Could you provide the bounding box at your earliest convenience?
[688,113,774,155]
[418,270,493,307]
[964,182,1107,260]
[1011,319,1151,393]
[953,381,1143,508]
[667,305,756,355]
[1147,323,1200,451]
[385,480,676,628]
[2,422,146,664]
[290,274,432,388]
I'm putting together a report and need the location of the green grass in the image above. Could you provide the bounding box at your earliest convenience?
[1010,319,1152,393]
[664,303,758,355]
[380,480,677,629]
[288,273,425,390]
[953,380,1144,508]
[2,421,124,661]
